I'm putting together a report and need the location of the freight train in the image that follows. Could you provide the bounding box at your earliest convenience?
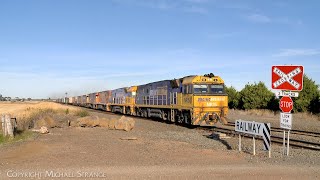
[58,73,228,126]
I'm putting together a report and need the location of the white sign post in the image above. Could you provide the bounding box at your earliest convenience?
[272,65,304,157]
[235,120,271,158]
[280,113,292,156]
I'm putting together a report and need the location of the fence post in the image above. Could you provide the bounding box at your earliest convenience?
[1,114,5,136]
[6,114,14,137]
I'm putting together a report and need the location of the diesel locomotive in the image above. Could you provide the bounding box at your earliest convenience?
[60,73,228,126]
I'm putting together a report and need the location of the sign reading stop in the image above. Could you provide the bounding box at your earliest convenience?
[279,96,293,113]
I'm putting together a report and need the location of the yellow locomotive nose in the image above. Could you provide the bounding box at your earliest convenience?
[191,95,228,125]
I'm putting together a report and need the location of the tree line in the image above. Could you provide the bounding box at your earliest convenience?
[0,94,32,102]
[226,75,320,114]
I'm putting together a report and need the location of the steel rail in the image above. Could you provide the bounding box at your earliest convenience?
[204,126,320,151]
[64,104,320,151]
[227,122,320,138]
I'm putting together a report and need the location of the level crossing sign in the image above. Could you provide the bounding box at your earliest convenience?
[272,65,304,91]
[235,120,271,151]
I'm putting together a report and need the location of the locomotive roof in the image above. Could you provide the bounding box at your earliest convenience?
[138,75,197,87]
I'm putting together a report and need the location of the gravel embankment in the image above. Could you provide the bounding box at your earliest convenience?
[0,107,319,179]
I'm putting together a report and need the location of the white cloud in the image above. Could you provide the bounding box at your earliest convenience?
[185,0,208,3]
[245,13,303,26]
[246,13,271,23]
[112,0,208,14]
[273,49,320,57]
[274,17,303,26]
[183,6,208,14]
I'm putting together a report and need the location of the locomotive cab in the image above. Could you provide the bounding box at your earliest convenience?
[180,74,228,125]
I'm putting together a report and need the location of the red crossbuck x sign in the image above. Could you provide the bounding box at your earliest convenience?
[272,65,304,91]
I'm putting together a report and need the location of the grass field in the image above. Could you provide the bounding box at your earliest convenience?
[0,131,36,145]
[0,101,89,144]
[0,101,88,129]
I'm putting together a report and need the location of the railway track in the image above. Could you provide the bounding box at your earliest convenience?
[227,122,320,138]
[67,104,320,151]
[204,126,320,151]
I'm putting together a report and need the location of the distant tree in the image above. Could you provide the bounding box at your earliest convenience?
[293,75,320,113]
[267,95,279,111]
[309,96,320,114]
[225,86,240,109]
[239,82,274,110]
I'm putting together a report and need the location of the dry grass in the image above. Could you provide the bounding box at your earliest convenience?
[70,116,111,128]
[74,109,90,117]
[0,102,89,131]
[0,102,93,144]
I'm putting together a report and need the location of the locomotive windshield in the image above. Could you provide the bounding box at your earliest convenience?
[210,84,224,94]
[193,84,225,94]
[193,85,208,93]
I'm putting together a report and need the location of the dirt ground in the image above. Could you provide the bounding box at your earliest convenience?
[0,103,319,179]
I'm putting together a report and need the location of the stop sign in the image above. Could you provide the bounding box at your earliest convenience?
[279,96,293,113]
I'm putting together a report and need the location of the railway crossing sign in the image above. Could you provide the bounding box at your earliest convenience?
[271,65,303,157]
[235,120,271,156]
[279,96,293,113]
[272,65,304,91]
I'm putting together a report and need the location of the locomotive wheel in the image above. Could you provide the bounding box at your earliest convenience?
[184,114,190,125]
[176,113,184,124]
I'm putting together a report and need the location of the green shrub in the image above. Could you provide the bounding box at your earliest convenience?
[239,81,274,110]
[65,108,69,115]
[293,75,320,113]
[0,134,4,144]
[74,109,89,117]
[0,131,36,145]
[225,86,240,109]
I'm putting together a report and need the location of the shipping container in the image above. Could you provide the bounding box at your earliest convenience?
[90,93,96,104]
[81,95,87,107]
[97,91,109,104]
[77,96,82,106]
[71,97,76,105]
[68,97,74,104]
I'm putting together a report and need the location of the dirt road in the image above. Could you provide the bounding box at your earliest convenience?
[0,111,319,179]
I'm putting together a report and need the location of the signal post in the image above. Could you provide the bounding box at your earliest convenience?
[271,65,304,156]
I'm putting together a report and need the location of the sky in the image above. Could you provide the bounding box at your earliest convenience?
[0,0,319,99]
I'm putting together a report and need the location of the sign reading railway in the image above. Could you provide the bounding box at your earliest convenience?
[279,96,293,113]
[272,65,304,91]
[235,120,271,151]
[235,120,263,136]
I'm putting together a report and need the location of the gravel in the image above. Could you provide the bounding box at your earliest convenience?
[0,107,319,179]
